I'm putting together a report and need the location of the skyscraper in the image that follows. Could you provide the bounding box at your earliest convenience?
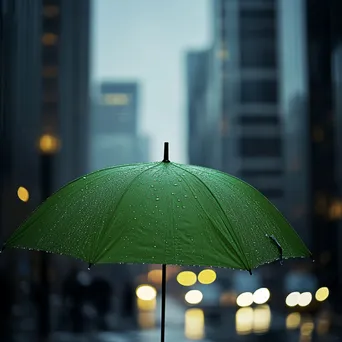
[0,0,91,336]
[90,81,150,169]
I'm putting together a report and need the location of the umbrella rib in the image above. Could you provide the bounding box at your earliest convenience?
[93,162,161,262]
[173,164,251,271]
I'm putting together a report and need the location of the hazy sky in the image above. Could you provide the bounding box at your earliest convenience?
[91,0,211,163]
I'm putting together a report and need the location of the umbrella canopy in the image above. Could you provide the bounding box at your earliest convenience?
[5,143,310,271]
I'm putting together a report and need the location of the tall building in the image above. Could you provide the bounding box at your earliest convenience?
[186,49,211,167]
[305,0,342,298]
[90,81,150,169]
[212,0,285,212]
[0,0,91,336]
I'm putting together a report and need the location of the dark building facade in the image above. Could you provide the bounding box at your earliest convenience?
[0,0,91,336]
[305,0,342,299]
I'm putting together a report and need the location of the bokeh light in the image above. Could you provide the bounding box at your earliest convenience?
[185,290,203,305]
[136,285,157,301]
[298,292,312,307]
[236,292,253,307]
[198,269,216,285]
[17,186,29,202]
[185,308,204,340]
[315,287,329,302]
[286,312,301,329]
[177,271,197,286]
[286,292,300,307]
[253,288,270,305]
[235,307,253,335]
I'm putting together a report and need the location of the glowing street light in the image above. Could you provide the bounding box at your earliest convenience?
[177,271,197,286]
[185,290,203,305]
[198,269,216,285]
[286,292,300,307]
[236,292,253,307]
[136,285,157,301]
[253,288,270,305]
[315,287,329,302]
[17,186,29,202]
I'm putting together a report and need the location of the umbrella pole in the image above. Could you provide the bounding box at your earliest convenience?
[161,263,166,342]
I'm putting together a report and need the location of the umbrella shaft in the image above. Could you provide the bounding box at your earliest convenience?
[161,264,166,342]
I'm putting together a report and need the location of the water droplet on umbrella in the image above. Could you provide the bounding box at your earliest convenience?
[83,177,86,180]
[194,196,198,199]
[182,206,186,209]
[177,199,181,202]
[156,197,160,201]
[151,185,154,188]
[174,183,178,186]
[171,192,175,195]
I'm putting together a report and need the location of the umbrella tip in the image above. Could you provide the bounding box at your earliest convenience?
[248,269,252,275]
[163,142,170,163]
[88,263,93,271]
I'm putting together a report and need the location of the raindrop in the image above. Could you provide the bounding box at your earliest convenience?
[134,217,137,220]
[156,197,160,201]
[174,183,178,186]
[177,199,181,202]
[184,195,188,198]
[194,196,198,199]
[171,192,175,195]
[151,185,154,188]
[83,176,86,180]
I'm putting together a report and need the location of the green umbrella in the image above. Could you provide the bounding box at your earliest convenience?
[3,142,311,341]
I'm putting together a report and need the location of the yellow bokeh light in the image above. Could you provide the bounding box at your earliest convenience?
[198,269,216,285]
[138,311,155,329]
[17,187,29,202]
[177,271,197,286]
[137,297,156,311]
[185,290,203,305]
[286,292,300,307]
[253,305,271,334]
[286,312,301,330]
[148,269,163,284]
[300,321,314,337]
[39,134,60,154]
[185,309,205,340]
[315,287,329,302]
[136,285,157,301]
[236,307,253,335]
[298,292,312,307]
[236,292,253,307]
[253,288,270,305]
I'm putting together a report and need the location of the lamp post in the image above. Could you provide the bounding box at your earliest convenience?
[37,133,60,341]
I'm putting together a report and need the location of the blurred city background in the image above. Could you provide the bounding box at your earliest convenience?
[1,0,342,341]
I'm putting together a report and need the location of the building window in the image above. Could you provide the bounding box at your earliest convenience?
[238,116,279,125]
[42,33,58,46]
[240,137,281,157]
[240,80,278,103]
[43,6,60,18]
[240,38,276,68]
[42,66,58,78]
[102,93,129,106]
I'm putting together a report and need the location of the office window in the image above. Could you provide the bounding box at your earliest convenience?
[240,137,281,157]
[240,80,278,103]
[42,66,58,78]
[101,93,130,106]
[42,33,58,46]
[238,116,279,125]
[43,6,60,18]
